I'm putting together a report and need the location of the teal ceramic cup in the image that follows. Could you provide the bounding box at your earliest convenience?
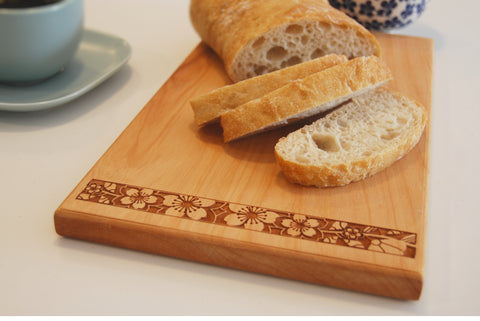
[0,0,84,83]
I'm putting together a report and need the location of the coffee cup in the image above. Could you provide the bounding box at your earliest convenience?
[0,0,84,83]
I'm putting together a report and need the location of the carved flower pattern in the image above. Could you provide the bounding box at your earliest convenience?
[224,204,279,231]
[163,194,215,220]
[329,221,364,248]
[343,225,363,240]
[120,188,158,209]
[280,214,320,237]
[77,182,102,200]
[76,180,418,258]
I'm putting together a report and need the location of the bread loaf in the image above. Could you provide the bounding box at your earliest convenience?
[189,0,381,82]
[220,55,392,142]
[190,54,347,126]
[274,87,427,187]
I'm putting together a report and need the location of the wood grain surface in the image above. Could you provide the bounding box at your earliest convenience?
[55,33,433,300]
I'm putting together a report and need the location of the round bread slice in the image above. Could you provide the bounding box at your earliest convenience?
[274,87,427,187]
[190,0,381,82]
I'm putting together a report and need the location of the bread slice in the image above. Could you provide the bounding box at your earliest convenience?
[220,55,392,142]
[190,0,381,82]
[191,54,347,126]
[274,87,427,187]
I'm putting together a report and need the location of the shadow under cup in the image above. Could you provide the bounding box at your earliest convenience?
[0,0,84,84]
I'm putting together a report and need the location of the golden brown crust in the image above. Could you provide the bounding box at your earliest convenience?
[190,54,347,126]
[220,56,392,142]
[274,145,405,187]
[189,0,381,82]
[274,88,428,187]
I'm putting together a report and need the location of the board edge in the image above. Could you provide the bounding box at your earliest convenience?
[54,207,423,300]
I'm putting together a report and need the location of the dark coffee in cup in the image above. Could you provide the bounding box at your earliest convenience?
[0,0,62,8]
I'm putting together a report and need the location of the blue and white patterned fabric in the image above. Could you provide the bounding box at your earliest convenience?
[328,0,429,31]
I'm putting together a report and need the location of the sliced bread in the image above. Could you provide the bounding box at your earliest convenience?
[274,87,427,187]
[190,0,381,82]
[191,54,347,126]
[220,55,392,142]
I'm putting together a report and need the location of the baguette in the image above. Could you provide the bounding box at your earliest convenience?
[274,87,427,187]
[191,54,347,126]
[190,0,381,82]
[220,55,392,142]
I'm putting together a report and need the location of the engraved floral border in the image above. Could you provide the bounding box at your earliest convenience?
[77,179,417,258]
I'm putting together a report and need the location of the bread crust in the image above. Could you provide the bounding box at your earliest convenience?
[220,56,392,142]
[274,88,427,187]
[189,0,381,82]
[190,54,347,126]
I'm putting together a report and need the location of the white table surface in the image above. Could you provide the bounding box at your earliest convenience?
[1,0,479,316]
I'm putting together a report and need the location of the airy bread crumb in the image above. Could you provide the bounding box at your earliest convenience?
[233,20,380,81]
[274,87,427,187]
[190,0,381,83]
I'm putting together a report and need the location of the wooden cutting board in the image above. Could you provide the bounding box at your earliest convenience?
[55,33,433,300]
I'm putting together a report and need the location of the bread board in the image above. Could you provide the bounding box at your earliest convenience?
[55,33,433,300]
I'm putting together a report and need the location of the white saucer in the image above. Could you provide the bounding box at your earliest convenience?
[0,29,131,112]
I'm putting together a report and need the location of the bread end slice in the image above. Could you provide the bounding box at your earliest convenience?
[274,87,427,187]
